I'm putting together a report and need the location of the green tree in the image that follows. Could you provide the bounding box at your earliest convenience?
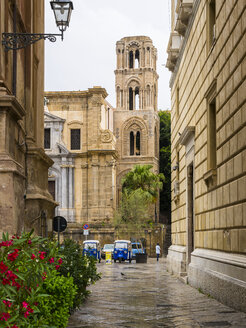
[159,110,171,217]
[121,164,164,203]
[114,165,164,238]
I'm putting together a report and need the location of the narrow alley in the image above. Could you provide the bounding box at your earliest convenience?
[67,259,246,328]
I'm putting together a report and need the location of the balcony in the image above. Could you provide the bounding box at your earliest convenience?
[166,32,182,72]
[175,0,193,36]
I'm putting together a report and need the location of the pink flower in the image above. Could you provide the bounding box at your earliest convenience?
[31,254,36,260]
[11,325,19,328]
[49,257,54,264]
[58,258,63,264]
[28,240,32,245]
[22,302,29,309]
[0,261,8,273]
[0,312,11,321]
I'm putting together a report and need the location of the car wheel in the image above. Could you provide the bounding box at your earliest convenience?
[129,259,131,263]
[114,259,116,263]
[119,258,122,263]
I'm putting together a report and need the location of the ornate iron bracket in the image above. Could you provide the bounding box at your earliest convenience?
[2,32,63,51]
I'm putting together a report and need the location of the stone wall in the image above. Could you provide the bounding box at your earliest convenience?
[167,0,246,311]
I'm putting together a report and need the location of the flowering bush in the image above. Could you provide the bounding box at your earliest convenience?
[59,239,101,312]
[0,231,76,328]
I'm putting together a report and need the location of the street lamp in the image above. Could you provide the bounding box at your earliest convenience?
[2,0,74,51]
[50,0,74,40]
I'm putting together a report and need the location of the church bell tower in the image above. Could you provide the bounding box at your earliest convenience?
[114,36,160,220]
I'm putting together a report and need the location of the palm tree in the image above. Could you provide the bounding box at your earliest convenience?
[121,165,164,203]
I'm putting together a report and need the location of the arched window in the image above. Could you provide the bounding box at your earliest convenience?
[136,131,140,155]
[135,87,139,110]
[129,51,134,68]
[129,87,133,110]
[130,132,134,155]
[135,49,140,68]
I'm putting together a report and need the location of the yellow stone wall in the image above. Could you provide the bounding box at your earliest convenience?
[45,88,117,228]
[170,0,245,253]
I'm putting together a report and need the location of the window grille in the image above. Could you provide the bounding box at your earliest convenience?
[44,128,50,149]
[71,129,81,150]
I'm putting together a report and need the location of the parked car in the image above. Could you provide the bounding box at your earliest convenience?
[83,240,101,262]
[101,244,114,259]
[114,240,132,263]
[131,241,144,259]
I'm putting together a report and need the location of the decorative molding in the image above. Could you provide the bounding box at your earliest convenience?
[170,0,201,88]
[67,120,83,126]
[101,129,113,143]
[179,126,195,146]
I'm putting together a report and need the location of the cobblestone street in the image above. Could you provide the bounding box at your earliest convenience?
[67,258,246,328]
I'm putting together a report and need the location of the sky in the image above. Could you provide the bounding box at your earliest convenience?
[45,0,171,110]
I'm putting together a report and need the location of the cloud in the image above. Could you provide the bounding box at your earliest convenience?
[45,0,171,110]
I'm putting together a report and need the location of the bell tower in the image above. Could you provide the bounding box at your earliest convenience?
[115,36,158,111]
[114,36,160,219]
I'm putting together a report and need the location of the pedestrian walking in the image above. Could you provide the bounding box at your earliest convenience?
[156,243,161,261]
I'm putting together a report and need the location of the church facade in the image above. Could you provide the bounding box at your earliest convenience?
[44,36,160,243]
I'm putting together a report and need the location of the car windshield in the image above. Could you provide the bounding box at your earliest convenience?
[84,243,97,249]
[104,244,114,250]
[115,242,127,249]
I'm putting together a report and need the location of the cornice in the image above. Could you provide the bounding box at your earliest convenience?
[169,0,201,88]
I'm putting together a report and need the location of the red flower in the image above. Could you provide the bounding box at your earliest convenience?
[22,302,28,309]
[5,270,17,281]
[2,279,11,285]
[55,265,60,270]
[58,258,63,264]
[42,272,47,280]
[28,240,32,244]
[0,312,11,321]
[49,257,54,264]
[7,249,19,261]
[11,325,19,328]
[0,241,13,247]
[38,251,46,260]
[3,300,12,308]
[12,281,21,290]
[0,261,8,273]
[31,254,36,260]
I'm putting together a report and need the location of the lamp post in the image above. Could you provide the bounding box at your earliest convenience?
[2,0,73,51]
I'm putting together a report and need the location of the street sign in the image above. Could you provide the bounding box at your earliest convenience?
[83,224,89,230]
[83,229,89,235]
[53,216,67,232]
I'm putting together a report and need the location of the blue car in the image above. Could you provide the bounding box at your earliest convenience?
[83,240,101,262]
[113,240,132,263]
[131,241,144,259]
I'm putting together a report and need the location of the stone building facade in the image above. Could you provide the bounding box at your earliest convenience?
[0,0,55,236]
[44,88,117,240]
[44,36,160,244]
[166,0,246,311]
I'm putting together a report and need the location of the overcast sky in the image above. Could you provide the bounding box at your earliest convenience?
[45,0,171,110]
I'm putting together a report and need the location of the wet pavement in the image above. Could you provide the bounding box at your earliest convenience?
[67,258,246,328]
